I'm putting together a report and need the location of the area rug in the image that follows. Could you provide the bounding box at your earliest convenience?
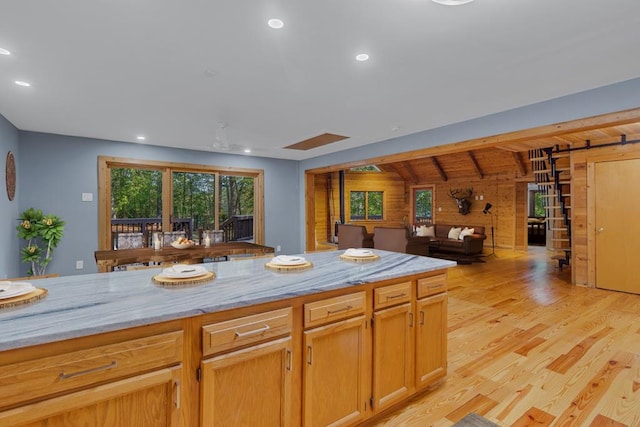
[452,412,501,427]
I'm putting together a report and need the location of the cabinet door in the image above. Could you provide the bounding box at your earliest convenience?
[0,366,182,427]
[415,293,447,389]
[201,337,292,427]
[372,302,413,412]
[303,315,369,427]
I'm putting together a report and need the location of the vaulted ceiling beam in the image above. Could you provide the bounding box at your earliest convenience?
[512,151,527,176]
[431,157,448,182]
[467,151,484,179]
[402,161,419,184]
[388,162,414,183]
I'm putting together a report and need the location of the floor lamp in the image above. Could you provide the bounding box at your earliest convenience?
[483,203,496,257]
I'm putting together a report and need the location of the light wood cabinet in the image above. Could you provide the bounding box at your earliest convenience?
[303,315,369,427]
[200,307,294,427]
[201,337,292,427]
[0,331,183,427]
[372,302,413,412]
[415,292,447,389]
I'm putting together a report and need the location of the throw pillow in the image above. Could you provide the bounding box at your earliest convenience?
[424,225,435,237]
[447,227,462,240]
[416,225,427,236]
[459,227,475,240]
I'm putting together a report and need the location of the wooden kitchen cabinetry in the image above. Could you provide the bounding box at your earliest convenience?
[0,330,183,427]
[372,281,413,412]
[415,276,448,389]
[200,307,293,427]
[303,292,369,427]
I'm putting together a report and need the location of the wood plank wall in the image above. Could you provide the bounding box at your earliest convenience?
[571,143,640,287]
[315,170,525,250]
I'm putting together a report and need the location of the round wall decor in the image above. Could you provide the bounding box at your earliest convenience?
[5,151,16,201]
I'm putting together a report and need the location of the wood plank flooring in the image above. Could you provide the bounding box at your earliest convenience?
[373,247,640,427]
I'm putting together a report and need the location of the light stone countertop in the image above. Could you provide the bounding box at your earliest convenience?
[0,250,455,351]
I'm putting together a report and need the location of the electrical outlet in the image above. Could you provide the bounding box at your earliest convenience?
[480,195,484,200]
[75,260,84,269]
[276,245,281,252]
[438,207,442,212]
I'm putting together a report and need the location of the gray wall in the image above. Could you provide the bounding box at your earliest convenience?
[0,115,20,278]
[15,132,299,276]
[299,77,640,249]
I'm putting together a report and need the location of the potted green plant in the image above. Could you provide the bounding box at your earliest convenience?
[16,208,65,276]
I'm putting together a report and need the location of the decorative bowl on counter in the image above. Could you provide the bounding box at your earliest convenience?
[170,239,195,249]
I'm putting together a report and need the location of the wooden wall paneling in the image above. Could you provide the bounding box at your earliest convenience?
[572,143,640,288]
[314,174,330,246]
[514,182,528,250]
[467,151,484,179]
[343,171,407,229]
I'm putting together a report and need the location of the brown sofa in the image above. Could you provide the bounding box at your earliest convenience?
[337,224,374,249]
[373,227,430,256]
[427,224,486,256]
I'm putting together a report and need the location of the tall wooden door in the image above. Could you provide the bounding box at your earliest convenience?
[595,158,640,294]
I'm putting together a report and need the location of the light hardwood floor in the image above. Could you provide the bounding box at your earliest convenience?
[373,247,640,427]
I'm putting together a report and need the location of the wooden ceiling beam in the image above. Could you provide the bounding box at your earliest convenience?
[467,151,484,179]
[306,107,640,174]
[388,162,413,183]
[402,161,419,184]
[431,157,448,182]
[512,151,527,176]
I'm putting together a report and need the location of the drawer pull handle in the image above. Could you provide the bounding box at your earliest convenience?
[174,380,181,409]
[327,305,352,315]
[386,293,406,300]
[59,360,117,380]
[235,324,270,338]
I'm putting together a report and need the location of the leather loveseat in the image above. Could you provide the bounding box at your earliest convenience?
[423,224,486,256]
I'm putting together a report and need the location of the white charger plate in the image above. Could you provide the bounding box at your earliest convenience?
[161,265,208,278]
[344,248,376,258]
[0,282,36,300]
[270,255,307,266]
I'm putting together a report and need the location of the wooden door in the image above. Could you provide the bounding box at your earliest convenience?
[201,337,292,427]
[303,315,369,427]
[1,367,182,427]
[595,159,640,294]
[372,303,413,412]
[415,293,447,389]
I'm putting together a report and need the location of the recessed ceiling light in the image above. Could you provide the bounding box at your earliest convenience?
[355,53,369,62]
[0,48,10,56]
[268,18,284,29]
[15,80,31,87]
[431,0,475,5]
[243,148,252,154]
[136,135,146,140]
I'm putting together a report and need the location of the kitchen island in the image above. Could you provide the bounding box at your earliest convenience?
[0,250,455,427]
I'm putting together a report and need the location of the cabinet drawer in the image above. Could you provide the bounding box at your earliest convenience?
[374,281,412,310]
[0,330,183,409]
[202,307,292,357]
[417,274,447,298]
[304,291,366,328]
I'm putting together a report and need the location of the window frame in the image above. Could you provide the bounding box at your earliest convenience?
[348,190,384,221]
[410,185,435,226]
[98,156,264,250]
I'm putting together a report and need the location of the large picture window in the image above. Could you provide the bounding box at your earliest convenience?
[98,156,263,250]
[350,191,383,220]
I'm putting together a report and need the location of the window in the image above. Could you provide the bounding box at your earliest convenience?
[99,156,263,250]
[411,186,434,225]
[350,191,383,220]
[529,190,546,217]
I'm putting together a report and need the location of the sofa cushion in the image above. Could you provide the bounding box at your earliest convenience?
[448,227,462,240]
[416,225,435,237]
[459,227,474,240]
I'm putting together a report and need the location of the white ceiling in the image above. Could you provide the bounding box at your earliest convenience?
[1,0,640,160]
